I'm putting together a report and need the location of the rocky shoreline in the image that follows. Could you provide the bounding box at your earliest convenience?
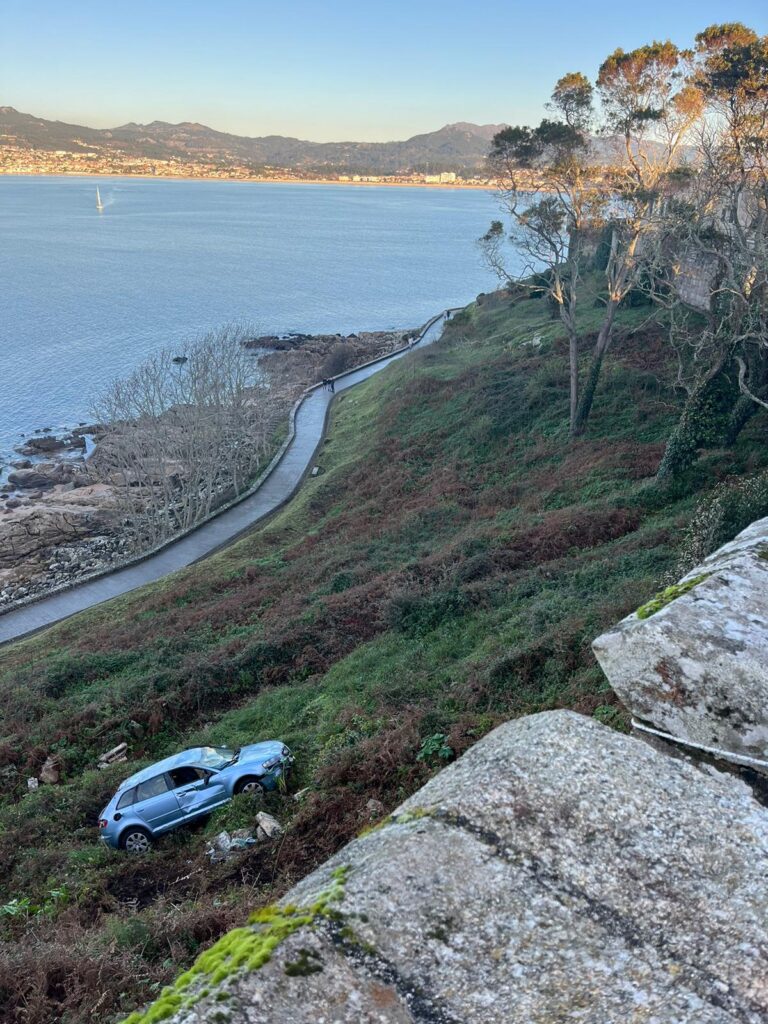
[0,327,414,614]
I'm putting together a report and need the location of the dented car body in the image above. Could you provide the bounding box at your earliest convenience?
[98,742,292,852]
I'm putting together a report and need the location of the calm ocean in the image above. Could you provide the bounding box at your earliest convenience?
[0,175,505,464]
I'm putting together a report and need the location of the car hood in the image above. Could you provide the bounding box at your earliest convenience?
[238,740,286,763]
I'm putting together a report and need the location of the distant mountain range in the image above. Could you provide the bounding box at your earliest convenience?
[0,107,505,173]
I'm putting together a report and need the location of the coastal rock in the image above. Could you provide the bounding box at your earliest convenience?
[7,468,57,490]
[7,463,75,491]
[147,712,768,1024]
[254,811,282,839]
[0,499,117,569]
[17,433,85,456]
[592,516,768,760]
[38,756,61,785]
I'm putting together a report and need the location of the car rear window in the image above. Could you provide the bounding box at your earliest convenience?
[116,787,136,810]
[135,775,169,802]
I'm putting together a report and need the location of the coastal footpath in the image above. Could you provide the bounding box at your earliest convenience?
[0,314,450,645]
[0,327,410,611]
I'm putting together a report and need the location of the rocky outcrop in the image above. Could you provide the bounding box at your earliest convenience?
[0,486,118,570]
[130,711,768,1024]
[592,516,768,761]
[6,463,75,491]
[16,432,86,456]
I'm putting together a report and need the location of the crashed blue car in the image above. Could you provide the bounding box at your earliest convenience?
[98,742,293,853]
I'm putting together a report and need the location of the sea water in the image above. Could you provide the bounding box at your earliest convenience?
[0,175,508,463]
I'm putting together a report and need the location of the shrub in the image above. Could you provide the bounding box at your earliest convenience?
[416,733,454,764]
[386,588,471,636]
[675,470,768,575]
[321,344,357,378]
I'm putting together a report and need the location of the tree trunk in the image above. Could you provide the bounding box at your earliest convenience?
[571,305,617,437]
[568,330,579,434]
[724,350,768,446]
[723,394,759,447]
[656,371,726,483]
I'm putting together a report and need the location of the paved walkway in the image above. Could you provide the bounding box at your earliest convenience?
[0,312,451,645]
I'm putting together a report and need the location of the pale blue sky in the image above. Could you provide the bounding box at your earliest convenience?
[2,1,767,141]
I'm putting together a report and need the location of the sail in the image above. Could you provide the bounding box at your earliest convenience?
[96,186,103,211]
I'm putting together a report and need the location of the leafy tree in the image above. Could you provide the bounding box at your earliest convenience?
[482,74,602,434]
[571,40,705,435]
[654,24,768,480]
[485,44,704,437]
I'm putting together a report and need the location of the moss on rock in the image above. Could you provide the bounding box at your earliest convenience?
[635,574,710,620]
[122,866,350,1024]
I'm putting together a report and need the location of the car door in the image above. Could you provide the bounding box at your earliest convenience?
[169,767,229,820]
[132,773,182,833]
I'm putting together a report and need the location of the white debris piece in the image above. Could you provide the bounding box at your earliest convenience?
[255,811,283,839]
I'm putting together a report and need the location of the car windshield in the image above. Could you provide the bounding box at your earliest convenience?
[196,746,237,769]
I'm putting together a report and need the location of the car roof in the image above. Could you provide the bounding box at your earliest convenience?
[117,747,229,791]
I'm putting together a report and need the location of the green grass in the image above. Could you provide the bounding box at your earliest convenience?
[0,288,766,1024]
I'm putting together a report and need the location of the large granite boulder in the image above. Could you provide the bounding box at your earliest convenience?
[592,517,768,760]
[129,711,768,1024]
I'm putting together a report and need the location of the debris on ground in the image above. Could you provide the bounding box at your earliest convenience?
[364,798,386,820]
[27,777,39,791]
[292,787,310,803]
[38,755,61,784]
[255,811,283,839]
[97,741,128,770]
[205,829,260,863]
[214,831,233,852]
[204,817,282,863]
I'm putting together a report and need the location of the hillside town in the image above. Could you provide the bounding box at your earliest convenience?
[0,143,496,186]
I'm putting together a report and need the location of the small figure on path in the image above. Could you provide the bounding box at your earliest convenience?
[329,378,335,393]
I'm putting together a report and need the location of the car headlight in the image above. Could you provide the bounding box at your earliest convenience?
[262,755,280,770]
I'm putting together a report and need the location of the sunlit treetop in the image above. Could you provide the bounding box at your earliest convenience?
[549,73,594,132]
[597,41,696,133]
[695,23,759,52]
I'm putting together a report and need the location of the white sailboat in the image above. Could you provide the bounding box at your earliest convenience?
[96,186,104,212]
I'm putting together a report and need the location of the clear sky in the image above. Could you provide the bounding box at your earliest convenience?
[2,0,767,142]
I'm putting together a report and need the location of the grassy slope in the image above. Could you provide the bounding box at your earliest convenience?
[0,290,765,1023]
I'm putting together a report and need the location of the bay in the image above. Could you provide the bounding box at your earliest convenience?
[0,175,505,464]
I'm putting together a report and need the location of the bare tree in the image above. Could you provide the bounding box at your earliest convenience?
[93,323,271,551]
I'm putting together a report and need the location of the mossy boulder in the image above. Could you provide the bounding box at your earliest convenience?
[593,516,768,760]
[127,712,768,1023]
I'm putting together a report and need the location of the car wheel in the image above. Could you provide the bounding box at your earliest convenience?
[234,776,264,797]
[120,827,152,854]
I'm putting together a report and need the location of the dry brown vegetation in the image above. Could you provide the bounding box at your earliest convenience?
[0,292,766,1023]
